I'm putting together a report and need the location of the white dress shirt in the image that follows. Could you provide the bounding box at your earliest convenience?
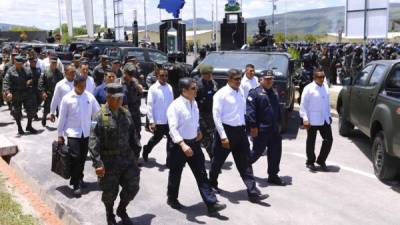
[57,90,100,138]
[85,76,96,94]
[147,81,174,125]
[167,96,199,143]
[299,81,331,126]
[50,78,74,115]
[240,75,258,98]
[213,84,246,139]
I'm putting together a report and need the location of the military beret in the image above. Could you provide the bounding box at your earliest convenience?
[106,83,124,98]
[199,64,214,74]
[260,70,274,78]
[15,55,26,63]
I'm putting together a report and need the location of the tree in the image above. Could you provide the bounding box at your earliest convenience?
[304,34,317,43]
[275,32,285,43]
[9,26,40,32]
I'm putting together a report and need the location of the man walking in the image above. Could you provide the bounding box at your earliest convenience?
[57,75,100,197]
[142,65,174,162]
[240,64,258,98]
[246,70,285,185]
[300,68,333,171]
[209,69,269,203]
[166,77,226,215]
[195,64,218,159]
[89,83,141,225]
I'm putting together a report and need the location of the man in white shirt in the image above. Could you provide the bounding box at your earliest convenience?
[209,69,269,203]
[49,64,75,123]
[42,51,64,74]
[79,61,96,94]
[142,66,174,162]
[240,64,258,98]
[166,77,226,215]
[300,68,333,172]
[57,75,100,197]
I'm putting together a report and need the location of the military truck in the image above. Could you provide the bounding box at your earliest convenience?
[191,51,297,133]
[337,60,400,180]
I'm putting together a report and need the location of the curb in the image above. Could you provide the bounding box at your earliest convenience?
[0,158,65,225]
[8,150,88,225]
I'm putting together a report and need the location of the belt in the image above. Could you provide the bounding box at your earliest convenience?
[184,138,197,145]
[222,124,245,129]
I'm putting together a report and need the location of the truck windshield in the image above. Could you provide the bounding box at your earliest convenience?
[201,52,289,77]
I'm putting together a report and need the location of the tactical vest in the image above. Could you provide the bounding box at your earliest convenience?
[100,105,120,156]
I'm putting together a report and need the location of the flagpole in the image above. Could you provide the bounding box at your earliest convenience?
[216,0,219,51]
[58,0,63,36]
[193,0,198,58]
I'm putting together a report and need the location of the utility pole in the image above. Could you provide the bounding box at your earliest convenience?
[216,0,219,51]
[144,0,148,41]
[103,0,108,28]
[58,0,63,36]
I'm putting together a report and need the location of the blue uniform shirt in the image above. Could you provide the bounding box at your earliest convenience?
[246,86,281,131]
[93,83,107,104]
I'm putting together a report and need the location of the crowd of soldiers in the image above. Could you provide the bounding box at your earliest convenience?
[0,40,399,225]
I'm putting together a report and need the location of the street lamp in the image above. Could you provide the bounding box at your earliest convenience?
[266,0,278,33]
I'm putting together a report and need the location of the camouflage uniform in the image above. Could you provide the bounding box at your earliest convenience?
[89,99,140,224]
[38,67,63,125]
[3,64,37,133]
[195,66,218,159]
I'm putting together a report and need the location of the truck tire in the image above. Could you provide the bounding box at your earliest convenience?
[339,107,353,137]
[288,91,295,112]
[372,131,397,180]
[280,109,289,133]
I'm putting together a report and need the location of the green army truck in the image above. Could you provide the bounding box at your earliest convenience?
[337,60,400,180]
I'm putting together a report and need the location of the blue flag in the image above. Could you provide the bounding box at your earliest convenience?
[158,0,185,18]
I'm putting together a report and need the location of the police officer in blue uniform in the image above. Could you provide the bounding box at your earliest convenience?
[246,70,285,186]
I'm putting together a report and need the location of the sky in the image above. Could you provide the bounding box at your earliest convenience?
[0,0,400,30]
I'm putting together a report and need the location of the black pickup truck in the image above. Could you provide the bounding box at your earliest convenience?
[191,51,297,133]
[337,60,400,180]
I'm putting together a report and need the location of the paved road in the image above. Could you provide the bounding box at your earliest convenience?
[0,104,399,225]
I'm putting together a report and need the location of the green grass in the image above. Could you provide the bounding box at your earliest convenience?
[0,174,41,225]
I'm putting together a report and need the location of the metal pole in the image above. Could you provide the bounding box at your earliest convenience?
[58,0,63,36]
[144,0,148,41]
[363,0,367,67]
[284,0,287,42]
[272,0,275,34]
[103,0,107,28]
[193,0,198,58]
[216,0,219,51]
[212,0,215,47]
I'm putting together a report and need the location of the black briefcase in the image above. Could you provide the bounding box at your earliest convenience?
[51,141,71,179]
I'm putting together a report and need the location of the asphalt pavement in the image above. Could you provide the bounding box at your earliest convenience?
[0,102,399,225]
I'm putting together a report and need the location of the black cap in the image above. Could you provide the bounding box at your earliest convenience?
[73,54,81,60]
[123,64,139,77]
[106,83,124,98]
[80,57,89,64]
[49,55,58,63]
[15,55,26,63]
[112,59,121,64]
[100,55,109,60]
[125,55,137,61]
[260,70,274,78]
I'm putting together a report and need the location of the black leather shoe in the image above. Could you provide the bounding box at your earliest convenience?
[73,185,82,198]
[306,163,317,171]
[26,126,38,134]
[116,207,132,225]
[18,128,25,135]
[207,202,226,215]
[167,198,184,210]
[41,118,46,127]
[248,193,269,203]
[317,162,329,172]
[267,176,286,186]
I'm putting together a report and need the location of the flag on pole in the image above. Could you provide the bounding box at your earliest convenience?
[158,0,185,18]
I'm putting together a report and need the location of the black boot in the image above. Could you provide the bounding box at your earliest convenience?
[105,204,117,225]
[116,201,132,225]
[26,118,38,134]
[16,120,25,135]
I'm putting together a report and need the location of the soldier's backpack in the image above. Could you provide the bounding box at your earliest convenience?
[51,141,71,179]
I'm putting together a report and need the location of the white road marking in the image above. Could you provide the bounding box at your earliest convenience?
[285,152,377,179]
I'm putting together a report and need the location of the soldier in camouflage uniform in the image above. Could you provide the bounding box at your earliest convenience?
[3,55,38,135]
[195,64,218,160]
[118,64,144,158]
[27,53,43,120]
[89,83,141,225]
[38,55,63,126]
